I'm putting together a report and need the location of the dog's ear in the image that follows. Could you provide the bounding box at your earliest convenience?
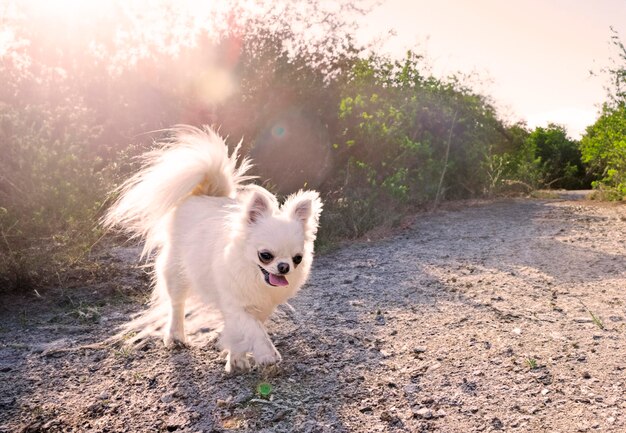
[283,190,323,237]
[247,191,272,224]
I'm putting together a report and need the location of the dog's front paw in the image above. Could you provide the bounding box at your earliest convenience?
[253,344,282,367]
[225,351,251,373]
[164,333,187,349]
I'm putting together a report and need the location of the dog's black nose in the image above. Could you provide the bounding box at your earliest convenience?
[277,262,290,274]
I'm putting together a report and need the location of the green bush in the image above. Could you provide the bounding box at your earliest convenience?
[580,104,626,199]
[327,52,518,227]
[527,124,585,189]
[579,29,626,199]
[0,102,111,290]
[483,123,588,194]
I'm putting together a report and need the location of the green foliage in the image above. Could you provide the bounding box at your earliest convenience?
[0,102,114,290]
[527,124,584,189]
[604,27,626,107]
[332,52,505,211]
[484,123,587,194]
[580,104,626,198]
[525,358,538,370]
[580,29,626,199]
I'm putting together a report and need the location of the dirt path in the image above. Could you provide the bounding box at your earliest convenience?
[1,198,625,433]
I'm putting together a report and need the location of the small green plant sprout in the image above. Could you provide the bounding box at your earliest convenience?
[256,382,272,398]
[589,310,605,330]
[121,331,138,342]
[525,357,538,370]
[113,345,134,359]
[579,300,605,330]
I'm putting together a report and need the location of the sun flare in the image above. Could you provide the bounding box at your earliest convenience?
[21,0,111,22]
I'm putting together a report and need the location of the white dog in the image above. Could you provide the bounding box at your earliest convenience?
[104,126,322,372]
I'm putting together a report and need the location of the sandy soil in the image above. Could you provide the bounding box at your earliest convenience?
[1,197,625,433]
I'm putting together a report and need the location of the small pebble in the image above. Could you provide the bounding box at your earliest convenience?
[380,411,393,422]
[403,384,419,394]
[272,410,289,422]
[161,392,175,404]
[429,362,441,371]
[413,407,433,419]
[216,398,232,407]
[492,417,504,430]
[380,349,392,358]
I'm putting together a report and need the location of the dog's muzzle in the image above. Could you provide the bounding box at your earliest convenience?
[258,266,289,287]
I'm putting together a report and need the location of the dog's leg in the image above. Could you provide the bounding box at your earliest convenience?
[157,251,188,347]
[165,294,187,347]
[220,308,281,372]
[224,351,251,373]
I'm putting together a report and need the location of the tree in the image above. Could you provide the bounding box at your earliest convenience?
[580,104,626,197]
[580,29,626,198]
[333,52,507,207]
[603,27,626,107]
[527,124,584,189]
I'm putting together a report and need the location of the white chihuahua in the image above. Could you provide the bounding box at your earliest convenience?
[104,126,322,372]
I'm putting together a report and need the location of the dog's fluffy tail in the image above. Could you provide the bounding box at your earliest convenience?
[103,125,252,257]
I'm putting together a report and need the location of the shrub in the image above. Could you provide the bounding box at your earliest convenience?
[580,104,626,199]
[0,102,110,290]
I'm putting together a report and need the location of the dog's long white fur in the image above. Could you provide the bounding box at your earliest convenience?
[103,126,322,372]
[104,126,253,258]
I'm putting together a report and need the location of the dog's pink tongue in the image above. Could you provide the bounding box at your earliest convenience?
[269,273,289,286]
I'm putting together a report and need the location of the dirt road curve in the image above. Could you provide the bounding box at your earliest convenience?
[1,198,625,432]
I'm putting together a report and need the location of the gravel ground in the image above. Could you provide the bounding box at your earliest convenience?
[1,197,625,433]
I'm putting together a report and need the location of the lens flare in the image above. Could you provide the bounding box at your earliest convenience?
[272,125,286,138]
[191,66,236,105]
[251,108,332,194]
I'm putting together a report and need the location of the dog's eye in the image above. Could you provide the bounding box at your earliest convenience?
[293,254,303,265]
[258,251,274,263]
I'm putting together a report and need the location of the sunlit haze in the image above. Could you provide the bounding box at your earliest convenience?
[4,0,626,139]
[356,0,626,138]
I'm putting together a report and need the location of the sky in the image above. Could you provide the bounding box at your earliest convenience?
[356,0,626,138]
